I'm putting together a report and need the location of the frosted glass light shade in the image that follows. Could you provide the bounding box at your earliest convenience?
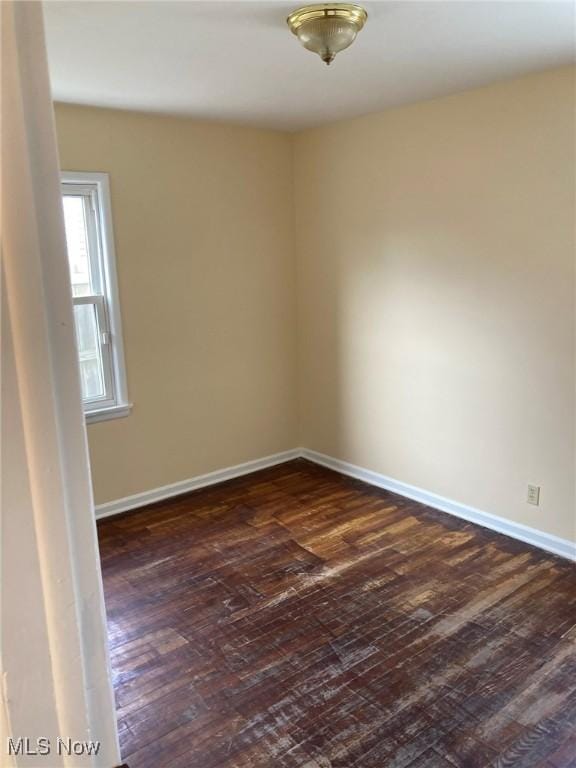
[287,4,368,65]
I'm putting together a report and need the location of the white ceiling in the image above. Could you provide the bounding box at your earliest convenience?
[44,0,575,131]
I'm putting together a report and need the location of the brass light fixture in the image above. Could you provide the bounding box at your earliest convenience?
[287,3,368,65]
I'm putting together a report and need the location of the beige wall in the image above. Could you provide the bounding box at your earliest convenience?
[55,105,297,504]
[55,67,575,544]
[294,66,575,542]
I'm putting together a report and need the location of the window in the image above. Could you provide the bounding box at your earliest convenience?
[61,171,130,423]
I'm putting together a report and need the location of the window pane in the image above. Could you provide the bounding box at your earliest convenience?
[63,195,94,297]
[73,303,106,401]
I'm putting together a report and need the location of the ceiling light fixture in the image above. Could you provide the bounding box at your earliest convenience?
[287,3,368,66]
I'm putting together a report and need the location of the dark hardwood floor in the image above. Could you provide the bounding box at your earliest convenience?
[97,459,576,768]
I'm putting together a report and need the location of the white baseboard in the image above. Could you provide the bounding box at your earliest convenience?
[94,449,301,520]
[95,445,575,562]
[301,448,576,562]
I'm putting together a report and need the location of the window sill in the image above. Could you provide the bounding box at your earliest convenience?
[85,403,132,424]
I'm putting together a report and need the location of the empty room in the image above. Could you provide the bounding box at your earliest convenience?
[2,1,575,767]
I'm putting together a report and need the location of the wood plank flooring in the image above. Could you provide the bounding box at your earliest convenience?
[97,459,576,768]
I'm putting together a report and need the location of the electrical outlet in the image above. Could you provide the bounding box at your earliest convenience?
[527,485,540,506]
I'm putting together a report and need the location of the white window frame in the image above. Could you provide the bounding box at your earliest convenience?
[61,171,131,424]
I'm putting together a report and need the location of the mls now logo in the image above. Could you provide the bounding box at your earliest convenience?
[7,737,101,756]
